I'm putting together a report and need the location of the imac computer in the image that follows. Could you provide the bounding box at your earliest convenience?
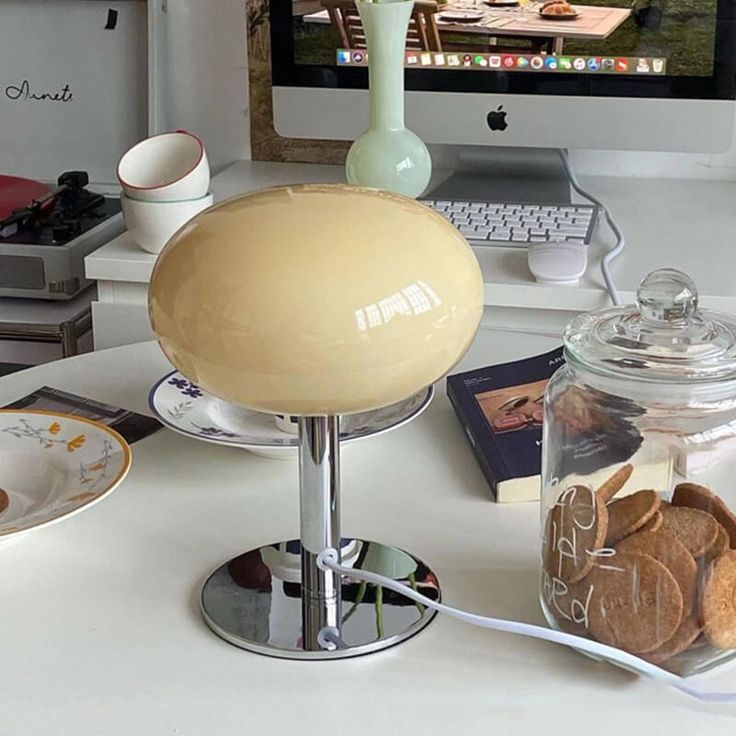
[270,0,736,239]
[272,0,736,151]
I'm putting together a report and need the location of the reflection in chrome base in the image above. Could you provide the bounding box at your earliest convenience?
[201,539,439,660]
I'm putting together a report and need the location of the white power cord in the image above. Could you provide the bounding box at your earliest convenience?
[317,548,736,704]
[558,149,625,306]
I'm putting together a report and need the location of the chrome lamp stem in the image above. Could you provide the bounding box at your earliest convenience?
[298,415,342,650]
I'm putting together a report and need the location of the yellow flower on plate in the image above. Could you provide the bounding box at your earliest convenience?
[66,435,86,452]
[69,492,98,502]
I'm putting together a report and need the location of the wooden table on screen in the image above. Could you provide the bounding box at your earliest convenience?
[304,2,632,55]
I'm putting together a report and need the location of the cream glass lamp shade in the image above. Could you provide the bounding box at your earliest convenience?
[149,184,484,416]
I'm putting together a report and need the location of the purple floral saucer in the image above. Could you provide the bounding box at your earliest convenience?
[148,371,433,459]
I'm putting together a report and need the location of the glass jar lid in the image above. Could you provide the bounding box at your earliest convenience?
[565,269,736,384]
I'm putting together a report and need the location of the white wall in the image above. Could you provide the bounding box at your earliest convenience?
[0,0,148,184]
[155,0,251,171]
[0,0,250,182]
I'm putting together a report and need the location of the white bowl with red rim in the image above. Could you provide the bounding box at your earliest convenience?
[117,130,210,202]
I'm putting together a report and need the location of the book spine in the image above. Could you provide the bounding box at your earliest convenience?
[447,380,503,501]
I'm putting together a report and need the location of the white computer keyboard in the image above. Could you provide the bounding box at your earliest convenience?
[422,199,598,246]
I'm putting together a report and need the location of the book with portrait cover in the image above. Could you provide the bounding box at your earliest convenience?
[447,347,674,503]
[447,347,564,503]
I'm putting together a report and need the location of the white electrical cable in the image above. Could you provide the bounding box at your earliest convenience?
[558,149,625,306]
[317,548,736,703]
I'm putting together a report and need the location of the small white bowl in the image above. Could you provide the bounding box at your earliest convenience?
[117,130,210,202]
[121,191,214,254]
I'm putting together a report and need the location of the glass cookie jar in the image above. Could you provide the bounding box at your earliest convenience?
[541,269,736,675]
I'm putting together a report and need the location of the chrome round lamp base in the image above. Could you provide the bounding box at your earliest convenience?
[201,539,439,660]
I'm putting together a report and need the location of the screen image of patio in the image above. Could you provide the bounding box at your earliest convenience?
[292,0,717,76]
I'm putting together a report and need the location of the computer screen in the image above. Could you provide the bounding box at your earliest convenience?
[270,0,736,152]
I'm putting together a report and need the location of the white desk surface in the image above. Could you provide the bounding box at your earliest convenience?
[86,160,736,313]
[1,329,735,735]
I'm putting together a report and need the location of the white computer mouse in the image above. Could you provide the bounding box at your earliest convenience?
[527,242,588,285]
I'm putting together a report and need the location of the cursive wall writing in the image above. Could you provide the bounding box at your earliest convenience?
[5,80,73,103]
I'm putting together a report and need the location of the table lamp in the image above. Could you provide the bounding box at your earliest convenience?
[149,184,484,659]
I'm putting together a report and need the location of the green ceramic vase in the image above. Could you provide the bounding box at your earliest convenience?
[345,0,432,199]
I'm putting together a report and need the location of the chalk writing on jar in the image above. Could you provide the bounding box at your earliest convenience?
[543,484,615,629]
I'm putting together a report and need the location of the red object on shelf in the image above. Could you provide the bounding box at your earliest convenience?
[0,175,54,221]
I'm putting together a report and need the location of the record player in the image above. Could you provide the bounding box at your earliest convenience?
[0,171,123,300]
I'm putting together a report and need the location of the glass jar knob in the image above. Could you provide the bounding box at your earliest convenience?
[637,268,698,325]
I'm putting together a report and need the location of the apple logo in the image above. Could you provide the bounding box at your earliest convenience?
[486,105,508,131]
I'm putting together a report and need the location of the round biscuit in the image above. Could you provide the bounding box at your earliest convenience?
[545,484,608,584]
[588,551,683,654]
[702,550,736,649]
[706,525,730,561]
[660,506,719,559]
[616,529,697,614]
[605,489,660,546]
[640,511,663,533]
[542,572,594,636]
[596,464,634,504]
[643,615,702,665]
[673,482,736,549]
[596,463,634,503]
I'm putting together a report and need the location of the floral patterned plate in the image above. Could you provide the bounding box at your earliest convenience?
[0,410,132,544]
[149,371,434,459]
